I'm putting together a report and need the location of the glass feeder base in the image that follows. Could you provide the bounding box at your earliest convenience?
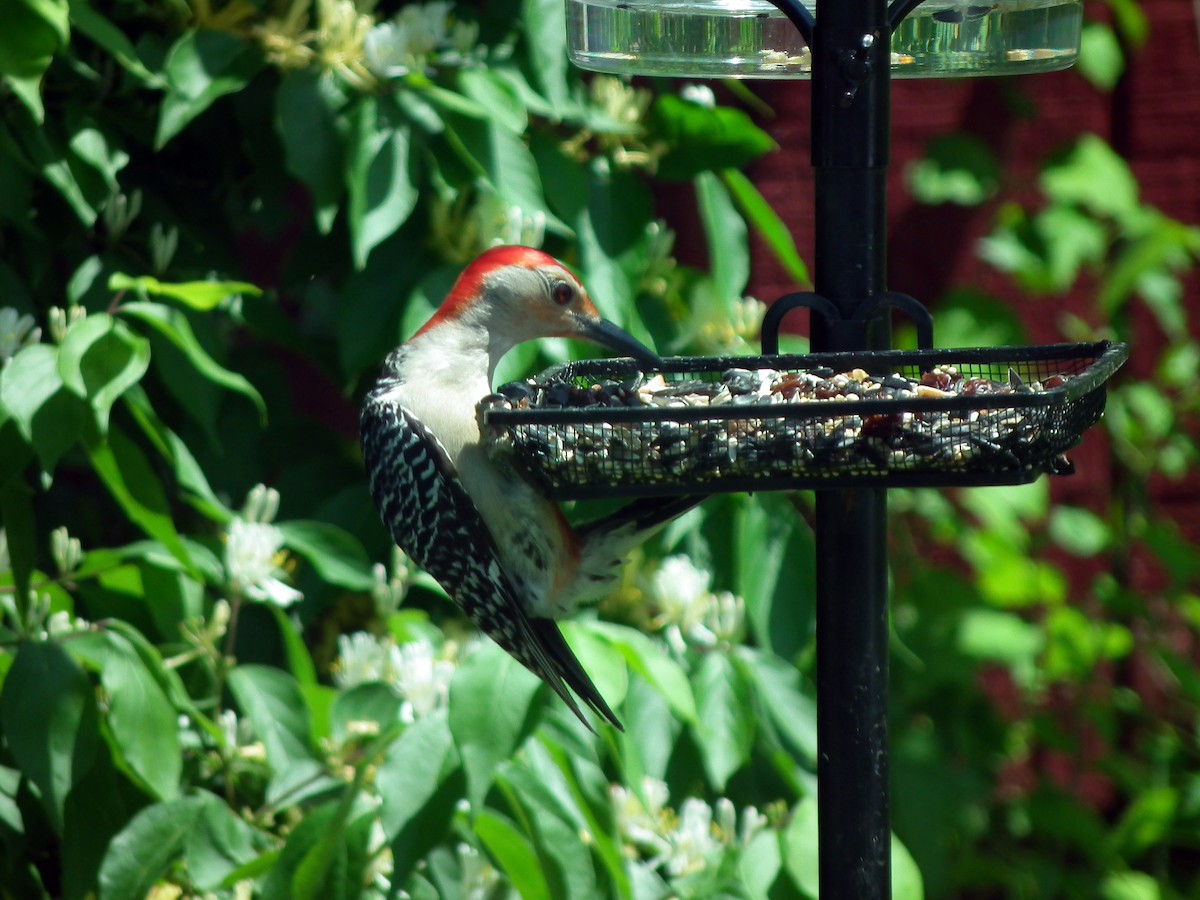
[566,0,1082,79]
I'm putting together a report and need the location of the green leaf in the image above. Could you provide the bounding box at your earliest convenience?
[956,609,1044,685]
[783,796,819,898]
[692,651,755,791]
[905,133,1000,206]
[0,0,68,86]
[1107,787,1177,861]
[271,604,319,688]
[1100,870,1164,900]
[276,69,346,234]
[258,803,337,900]
[86,424,197,576]
[1041,134,1139,221]
[1,343,62,440]
[560,622,629,713]
[377,712,458,840]
[68,127,130,195]
[1043,606,1133,681]
[2,110,96,222]
[449,642,542,809]
[97,798,206,900]
[228,665,328,807]
[122,385,233,523]
[441,109,564,234]
[474,809,553,900]
[734,494,812,658]
[330,683,402,742]
[109,272,262,310]
[276,520,376,591]
[157,30,264,148]
[1078,21,1125,91]
[57,314,151,432]
[4,72,44,122]
[67,631,181,801]
[118,300,266,421]
[741,829,782,900]
[62,747,137,900]
[593,623,697,723]
[0,640,98,833]
[1048,505,1111,556]
[1035,205,1108,291]
[346,98,420,268]
[891,833,925,899]
[67,0,160,84]
[185,794,265,891]
[521,0,570,111]
[0,343,90,473]
[458,69,528,134]
[721,169,810,287]
[737,648,818,766]
[696,171,750,302]
[0,483,35,624]
[650,96,776,181]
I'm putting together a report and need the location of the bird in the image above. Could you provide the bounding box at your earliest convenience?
[360,246,700,730]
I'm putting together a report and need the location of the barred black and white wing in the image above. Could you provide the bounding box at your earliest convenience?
[360,385,620,730]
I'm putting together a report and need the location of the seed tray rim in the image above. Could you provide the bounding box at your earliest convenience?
[479,341,1128,427]
[534,465,1049,499]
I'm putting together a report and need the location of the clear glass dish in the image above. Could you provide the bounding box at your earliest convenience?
[566,0,1082,79]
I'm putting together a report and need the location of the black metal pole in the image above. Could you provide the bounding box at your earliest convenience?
[810,0,892,896]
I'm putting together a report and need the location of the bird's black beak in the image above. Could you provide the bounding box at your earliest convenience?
[575,316,661,367]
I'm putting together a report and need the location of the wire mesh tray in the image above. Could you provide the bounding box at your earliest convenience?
[479,341,1129,498]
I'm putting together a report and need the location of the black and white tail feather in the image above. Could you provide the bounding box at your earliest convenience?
[361,381,625,730]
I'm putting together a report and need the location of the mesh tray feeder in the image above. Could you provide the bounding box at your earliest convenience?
[479,341,1129,499]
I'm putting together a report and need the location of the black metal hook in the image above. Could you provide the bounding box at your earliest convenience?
[760,0,815,49]
[761,290,934,354]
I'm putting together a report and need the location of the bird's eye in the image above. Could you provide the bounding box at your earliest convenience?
[552,282,575,306]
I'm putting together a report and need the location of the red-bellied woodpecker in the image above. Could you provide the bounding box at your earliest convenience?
[360,246,698,729]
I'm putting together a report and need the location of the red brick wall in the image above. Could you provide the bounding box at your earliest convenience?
[745,0,1199,338]
[716,0,1200,531]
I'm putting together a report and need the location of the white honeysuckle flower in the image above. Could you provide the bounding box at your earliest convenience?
[714,797,737,842]
[650,555,747,648]
[334,631,394,687]
[345,719,382,737]
[612,780,772,879]
[225,518,303,607]
[458,842,501,900]
[398,1,453,56]
[363,1,472,78]
[680,83,716,107]
[495,204,546,250]
[363,22,413,77]
[242,483,281,524]
[0,308,41,363]
[707,590,746,643]
[611,777,672,856]
[651,555,715,650]
[50,526,82,576]
[732,295,766,342]
[46,610,87,637]
[47,305,86,344]
[394,638,454,722]
[218,709,240,748]
[0,529,9,574]
[663,798,721,877]
[739,804,769,846]
[652,555,711,622]
[334,634,455,722]
[447,19,479,56]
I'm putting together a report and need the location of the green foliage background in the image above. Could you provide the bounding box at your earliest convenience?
[0,0,1197,898]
